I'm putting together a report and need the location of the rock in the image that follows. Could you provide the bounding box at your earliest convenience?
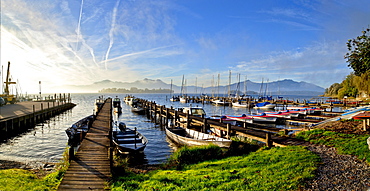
[367,137,370,150]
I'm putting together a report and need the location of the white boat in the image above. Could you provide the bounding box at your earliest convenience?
[245,113,277,123]
[165,126,232,148]
[232,101,250,108]
[253,101,275,109]
[211,99,230,106]
[209,115,237,126]
[112,97,122,113]
[226,115,254,124]
[181,106,207,117]
[94,97,105,113]
[179,96,187,103]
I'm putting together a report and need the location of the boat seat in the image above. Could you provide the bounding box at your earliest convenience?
[116,134,139,138]
[116,139,143,144]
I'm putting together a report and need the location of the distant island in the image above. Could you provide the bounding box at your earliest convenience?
[98,87,174,94]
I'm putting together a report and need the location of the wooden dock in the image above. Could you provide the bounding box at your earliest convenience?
[0,101,76,140]
[136,99,309,147]
[58,99,112,191]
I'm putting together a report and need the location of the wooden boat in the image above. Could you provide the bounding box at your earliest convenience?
[65,115,95,146]
[165,126,232,148]
[245,113,277,123]
[112,122,148,153]
[131,105,145,115]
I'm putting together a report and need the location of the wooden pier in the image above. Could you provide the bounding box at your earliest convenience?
[58,98,112,190]
[0,100,76,140]
[136,98,309,147]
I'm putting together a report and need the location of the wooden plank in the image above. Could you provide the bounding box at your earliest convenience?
[58,99,112,191]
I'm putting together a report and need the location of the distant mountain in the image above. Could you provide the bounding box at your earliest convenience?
[59,78,325,95]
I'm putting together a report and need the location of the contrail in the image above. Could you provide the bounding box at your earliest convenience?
[75,0,84,51]
[104,0,120,70]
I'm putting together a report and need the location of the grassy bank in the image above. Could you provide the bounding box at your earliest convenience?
[111,145,320,190]
[296,127,370,164]
[0,148,69,191]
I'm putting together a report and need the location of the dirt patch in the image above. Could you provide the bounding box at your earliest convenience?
[315,120,370,135]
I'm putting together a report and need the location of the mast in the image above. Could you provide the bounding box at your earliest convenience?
[228,70,231,97]
[180,75,184,96]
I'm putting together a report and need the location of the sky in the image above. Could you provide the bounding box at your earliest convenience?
[1,0,369,94]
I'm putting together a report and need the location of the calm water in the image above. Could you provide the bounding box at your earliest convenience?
[0,93,339,166]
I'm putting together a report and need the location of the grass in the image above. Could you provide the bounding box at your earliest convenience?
[111,145,320,191]
[0,147,70,191]
[295,129,370,164]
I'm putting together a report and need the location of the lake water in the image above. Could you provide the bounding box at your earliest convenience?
[0,93,338,167]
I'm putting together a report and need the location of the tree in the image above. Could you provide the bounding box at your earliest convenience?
[344,27,370,76]
[325,83,342,96]
[338,73,358,98]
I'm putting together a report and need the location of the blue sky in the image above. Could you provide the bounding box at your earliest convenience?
[1,0,369,93]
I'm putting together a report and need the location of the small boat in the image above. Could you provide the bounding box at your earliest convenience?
[112,96,122,113]
[94,97,105,113]
[211,99,230,106]
[231,101,251,108]
[165,126,232,148]
[209,115,237,126]
[65,115,95,146]
[253,101,275,109]
[131,104,146,115]
[264,111,291,119]
[170,96,180,102]
[245,113,277,123]
[180,106,207,117]
[112,121,148,153]
[226,114,254,124]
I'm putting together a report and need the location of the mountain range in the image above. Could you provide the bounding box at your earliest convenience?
[60,78,325,95]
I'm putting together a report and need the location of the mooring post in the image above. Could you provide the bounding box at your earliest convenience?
[364,120,367,131]
[202,115,207,133]
[166,108,169,127]
[226,123,231,139]
[69,146,74,162]
[186,110,190,129]
[266,132,272,147]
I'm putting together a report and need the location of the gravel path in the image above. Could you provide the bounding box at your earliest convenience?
[303,145,370,191]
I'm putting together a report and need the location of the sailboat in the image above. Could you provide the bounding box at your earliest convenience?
[179,75,188,103]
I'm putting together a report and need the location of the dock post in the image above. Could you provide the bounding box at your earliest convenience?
[202,116,207,133]
[364,120,367,131]
[165,108,169,127]
[266,133,272,147]
[186,110,190,129]
[226,123,231,139]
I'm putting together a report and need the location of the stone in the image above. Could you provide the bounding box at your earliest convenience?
[368,137,370,150]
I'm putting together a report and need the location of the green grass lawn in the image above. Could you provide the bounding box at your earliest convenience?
[0,169,62,191]
[111,146,320,191]
[295,128,370,164]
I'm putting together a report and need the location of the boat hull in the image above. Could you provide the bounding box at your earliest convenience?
[112,126,148,153]
[165,126,232,148]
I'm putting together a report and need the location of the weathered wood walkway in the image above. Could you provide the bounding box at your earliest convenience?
[58,99,112,191]
[0,101,76,140]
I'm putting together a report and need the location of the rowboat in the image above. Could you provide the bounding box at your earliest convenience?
[245,113,277,123]
[165,126,232,148]
[65,115,95,146]
[112,121,148,153]
[131,105,145,115]
[225,114,254,124]
[209,115,237,126]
